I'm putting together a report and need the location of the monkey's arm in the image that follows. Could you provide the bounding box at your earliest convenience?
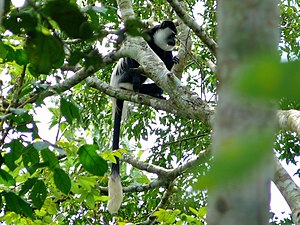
[139,83,164,99]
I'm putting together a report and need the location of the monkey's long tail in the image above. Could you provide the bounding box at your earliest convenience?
[107,99,123,214]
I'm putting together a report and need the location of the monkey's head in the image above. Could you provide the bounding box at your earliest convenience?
[153,21,177,51]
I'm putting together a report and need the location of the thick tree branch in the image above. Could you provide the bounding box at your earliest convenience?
[145,0,156,25]
[172,3,193,79]
[111,3,299,222]
[117,0,135,20]
[166,0,217,56]
[86,77,176,113]
[99,150,209,194]
[19,67,95,108]
[122,150,208,183]
[99,180,166,195]
[86,76,213,121]
[14,50,123,108]
[277,110,300,138]
[88,69,300,134]
[123,180,165,193]
[114,0,214,123]
[122,154,171,177]
[171,150,208,178]
[154,182,175,210]
[274,158,300,225]
[120,36,214,122]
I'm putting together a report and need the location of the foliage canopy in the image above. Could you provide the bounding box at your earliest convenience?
[0,0,299,224]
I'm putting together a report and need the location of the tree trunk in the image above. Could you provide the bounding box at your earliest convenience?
[207,1,280,225]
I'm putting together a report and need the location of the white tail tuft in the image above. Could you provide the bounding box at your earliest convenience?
[107,172,123,214]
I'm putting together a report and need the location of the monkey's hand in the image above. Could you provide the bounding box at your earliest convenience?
[155,95,166,100]
[173,56,180,64]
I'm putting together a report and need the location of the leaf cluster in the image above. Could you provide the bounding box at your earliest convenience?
[0,0,299,224]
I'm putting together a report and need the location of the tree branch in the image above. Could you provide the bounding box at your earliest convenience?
[120,36,214,122]
[170,150,208,178]
[138,182,176,225]
[86,76,174,112]
[274,158,300,225]
[166,0,217,56]
[122,150,208,185]
[122,154,171,178]
[117,0,136,20]
[172,3,193,79]
[99,149,209,195]
[99,180,166,195]
[112,0,214,124]
[277,110,300,138]
[14,49,123,108]
[86,76,213,121]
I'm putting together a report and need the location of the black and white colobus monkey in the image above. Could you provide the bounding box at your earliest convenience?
[107,21,178,214]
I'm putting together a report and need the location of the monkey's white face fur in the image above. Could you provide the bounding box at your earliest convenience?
[153,27,176,51]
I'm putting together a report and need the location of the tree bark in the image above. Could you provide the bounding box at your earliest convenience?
[208,1,280,225]
[274,158,300,225]
[277,110,300,138]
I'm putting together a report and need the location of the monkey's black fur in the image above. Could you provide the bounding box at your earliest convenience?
[108,21,178,214]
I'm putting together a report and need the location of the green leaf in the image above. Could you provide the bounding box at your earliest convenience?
[83,49,103,68]
[234,56,300,101]
[69,50,84,66]
[189,207,207,219]
[25,31,65,75]
[85,8,100,30]
[0,193,2,209]
[0,40,8,59]
[43,0,93,39]
[4,191,21,214]
[15,49,28,65]
[124,18,145,37]
[195,130,274,189]
[31,180,47,209]
[77,176,97,191]
[60,98,81,124]
[4,191,34,218]
[99,6,118,23]
[19,178,38,196]
[132,170,150,184]
[22,145,40,173]
[41,149,59,170]
[78,144,108,176]
[4,139,25,171]
[2,44,15,62]
[19,197,34,219]
[2,10,37,34]
[153,209,180,223]
[19,84,34,99]
[86,193,95,209]
[0,169,16,186]
[33,141,50,151]
[10,108,27,115]
[189,207,199,216]
[100,150,118,164]
[198,207,207,219]
[53,168,71,195]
